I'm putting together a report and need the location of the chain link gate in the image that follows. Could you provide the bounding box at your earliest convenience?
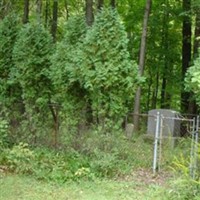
[152,112,199,178]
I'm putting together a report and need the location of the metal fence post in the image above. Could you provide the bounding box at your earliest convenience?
[189,117,196,177]
[189,116,199,179]
[153,112,160,174]
[193,116,199,179]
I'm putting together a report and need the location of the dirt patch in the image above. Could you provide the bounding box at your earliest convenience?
[117,168,173,187]
[133,168,173,186]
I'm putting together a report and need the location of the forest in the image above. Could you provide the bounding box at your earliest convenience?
[1,0,200,199]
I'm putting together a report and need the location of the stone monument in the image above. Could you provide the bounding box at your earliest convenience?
[147,109,181,137]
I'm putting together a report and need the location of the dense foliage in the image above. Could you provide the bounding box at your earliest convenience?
[77,8,138,127]
[185,55,200,105]
[13,23,54,108]
[0,134,153,182]
[0,2,200,195]
[50,15,88,125]
[0,14,20,105]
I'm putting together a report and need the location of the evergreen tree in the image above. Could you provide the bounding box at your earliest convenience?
[50,15,87,103]
[13,23,54,109]
[0,14,21,106]
[78,8,138,127]
[50,16,88,131]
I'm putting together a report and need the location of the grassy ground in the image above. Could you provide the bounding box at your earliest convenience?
[0,136,193,200]
[0,172,172,200]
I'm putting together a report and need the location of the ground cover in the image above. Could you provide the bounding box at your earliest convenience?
[0,169,174,200]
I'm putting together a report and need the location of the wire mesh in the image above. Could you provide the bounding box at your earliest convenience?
[1,102,199,176]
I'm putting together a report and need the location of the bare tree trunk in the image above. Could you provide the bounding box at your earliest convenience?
[97,0,104,10]
[188,9,200,114]
[193,10,200,59]
[110,0,116,8]
[181,0,191,113]
[45,0,50,27]
[23,0,29,24]
[36,0,42,23]
[85,0,94,26]
[161,0,170,108]
[51,0,58,42]
[133,0,152,131]
[64,0,69,20]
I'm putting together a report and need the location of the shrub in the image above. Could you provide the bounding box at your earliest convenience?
[185,54,200,105]
[0,118,9,148]
[3,143,34,173]
[166,140,200,200]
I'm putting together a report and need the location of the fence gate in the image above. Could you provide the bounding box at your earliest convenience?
[152,112,199,178]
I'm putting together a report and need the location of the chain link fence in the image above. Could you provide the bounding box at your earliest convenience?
[125,110,199,177]
[1,102,199,177]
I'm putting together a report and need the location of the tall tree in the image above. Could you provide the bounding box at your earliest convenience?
[0,14,20,106]
[79,8,138,129]
[160,0,170,108]
[187,1,200,114]
[51,0,58,42]
[85,0,94,26]
[23,0,29,24]
[193,3,200,59]
[181,0,191,113]
[13,23,55,146]
[133,0,152,131]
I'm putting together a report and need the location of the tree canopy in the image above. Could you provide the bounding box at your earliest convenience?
[0,0,200,146]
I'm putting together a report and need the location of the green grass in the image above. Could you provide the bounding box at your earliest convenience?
[0,174,168,200]
[0,136,197,200]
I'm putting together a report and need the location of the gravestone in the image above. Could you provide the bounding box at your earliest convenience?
[147,109,181,137]
[125,123,134,139]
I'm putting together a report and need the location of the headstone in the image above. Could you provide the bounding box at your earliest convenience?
[125,123,134,139]
[147,109,180,137]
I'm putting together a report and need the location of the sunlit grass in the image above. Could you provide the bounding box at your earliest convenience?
[0,174,168,200]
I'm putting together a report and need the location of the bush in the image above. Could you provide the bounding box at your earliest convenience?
[3,143,34,173]
[0,128,153,182]
[158,177,200,200]
[0,143,92,183]
[0,118,9,149]
[165,139,200,200]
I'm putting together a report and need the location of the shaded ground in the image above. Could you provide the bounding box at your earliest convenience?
[133,168,173,186]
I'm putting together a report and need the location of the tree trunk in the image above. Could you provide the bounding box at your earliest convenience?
[85,0,94,26]
[36,0,42,23]
[160,0,170,108]
[193,10,200,59]
[110,0,116,8]
[133,0,152,131]
[51,0,58,42]
[23,0,29,24]
[151,71,159,109]
[181,0,191,113]
[49,103,59,149]
[45,0,50,27]
[64,0,69,20]
[188,9,200,114]
[97,0,104,10]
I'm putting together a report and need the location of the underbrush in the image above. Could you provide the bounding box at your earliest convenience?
[2,124,200,199]
[157,139,200,200]
[0,129,153,183]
